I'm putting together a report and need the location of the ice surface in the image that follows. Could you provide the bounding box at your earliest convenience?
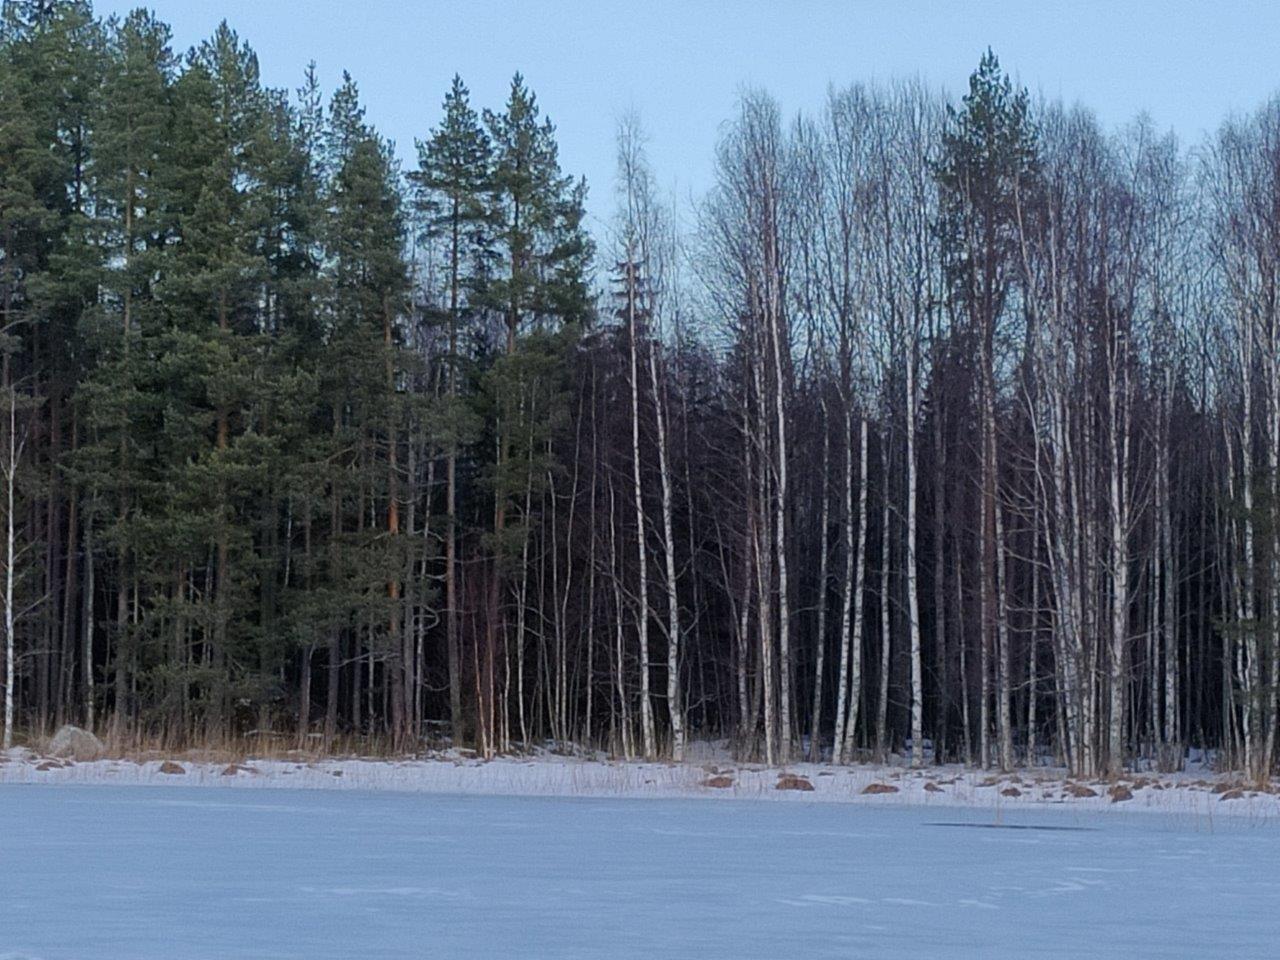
[1,784,1277,959]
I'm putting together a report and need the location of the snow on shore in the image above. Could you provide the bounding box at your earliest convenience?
[3,745,1277,821]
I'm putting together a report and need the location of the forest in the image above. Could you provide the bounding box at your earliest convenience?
[1,0,1278,782]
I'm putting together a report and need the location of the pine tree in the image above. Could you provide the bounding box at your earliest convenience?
[69,7,173,734]
[149,24,271,734]
[473,73,592,753]
[321,72,410,742]
[411,74,492,743]
[258,64,328,743]
[1,1,105,741]
[936,50,1038,771]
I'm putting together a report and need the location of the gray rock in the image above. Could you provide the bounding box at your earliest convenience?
[47,725,105,761]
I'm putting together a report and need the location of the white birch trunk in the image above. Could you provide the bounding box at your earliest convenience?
[626,260,657,760]
[836,415,869,763]
[768,280,792,761]
[905,347,923,766]
[876,437,891,760]
[809,403,831,761]
[648,334,684,761]
[1106,341,1130,777]
[2,391,16,750]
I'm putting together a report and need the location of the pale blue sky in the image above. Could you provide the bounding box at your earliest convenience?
[99,0,1280,233]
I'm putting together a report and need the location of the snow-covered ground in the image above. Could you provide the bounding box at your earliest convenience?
[2,745,1280,820]
[1,783,1277,959]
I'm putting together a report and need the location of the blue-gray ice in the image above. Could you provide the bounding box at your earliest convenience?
[1,785,1276,959]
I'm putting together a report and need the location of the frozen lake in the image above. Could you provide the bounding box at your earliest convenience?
[1,784,1276,959]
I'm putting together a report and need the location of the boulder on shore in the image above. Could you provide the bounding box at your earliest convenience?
[1064,782,1099,799]
[861,782,899,795]
[776,774,815,792]
[47,725,104,761]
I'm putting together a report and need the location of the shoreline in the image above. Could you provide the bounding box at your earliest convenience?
[3,749,1278,821]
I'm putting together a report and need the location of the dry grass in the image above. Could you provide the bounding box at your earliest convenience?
[19,725,413,765]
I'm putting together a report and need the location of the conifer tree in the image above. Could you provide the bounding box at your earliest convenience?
[936,50,1038,770]
[412,74,492,742]
[474,73,591,753]
[153,23,269,733]
[322,72,410,742]
[71,7,174,733]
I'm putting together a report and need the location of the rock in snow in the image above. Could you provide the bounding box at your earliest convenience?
[1064,783,1099,799]
[775,774,813,791]
[46,725,104,761]
[862,782,900,795]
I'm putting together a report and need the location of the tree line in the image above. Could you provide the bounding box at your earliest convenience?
[1,2,1277,780]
